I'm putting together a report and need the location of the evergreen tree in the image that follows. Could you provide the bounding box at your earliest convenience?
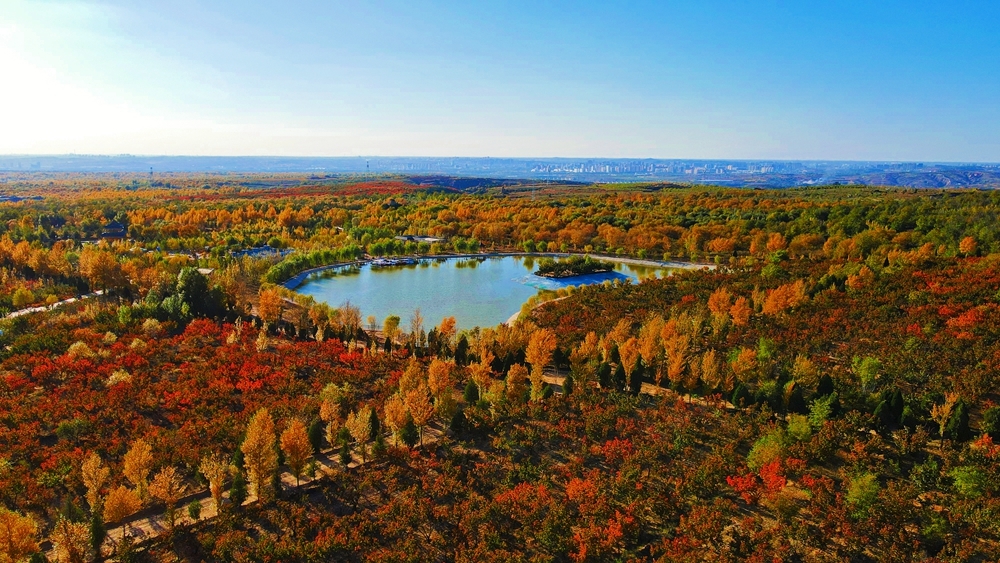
[463,380,479,403]
[816,374,835,398]
[308,419,324,454]
[229,471,248,508]
[89,513,106,554]
[945,400,971,442]
[399,417,419,448]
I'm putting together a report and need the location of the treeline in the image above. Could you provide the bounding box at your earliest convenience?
[261,245,363,284]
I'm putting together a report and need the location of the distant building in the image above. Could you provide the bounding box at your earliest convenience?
[394,235,444,244]
[101,220,127,239]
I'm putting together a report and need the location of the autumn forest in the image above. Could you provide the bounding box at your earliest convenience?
[0,173,999,562]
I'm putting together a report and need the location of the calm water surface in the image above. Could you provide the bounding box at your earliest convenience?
[295,256,666,330]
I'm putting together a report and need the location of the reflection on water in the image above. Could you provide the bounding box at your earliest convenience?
[295,256,669,330]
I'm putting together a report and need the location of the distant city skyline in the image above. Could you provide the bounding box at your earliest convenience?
[3,155,999,188]
[2,1,999,161]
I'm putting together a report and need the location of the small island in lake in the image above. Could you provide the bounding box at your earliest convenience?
[534,255,615,278]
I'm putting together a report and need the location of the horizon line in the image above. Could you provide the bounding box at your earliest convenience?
[2,154,999,166]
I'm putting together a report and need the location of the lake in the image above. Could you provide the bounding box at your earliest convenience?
[293,255,674,331]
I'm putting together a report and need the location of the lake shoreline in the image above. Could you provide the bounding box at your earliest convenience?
[281,251,714,290]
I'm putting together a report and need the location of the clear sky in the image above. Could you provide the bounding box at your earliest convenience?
[2,0,999,161]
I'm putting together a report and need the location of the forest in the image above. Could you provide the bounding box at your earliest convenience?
[0,173,998,562]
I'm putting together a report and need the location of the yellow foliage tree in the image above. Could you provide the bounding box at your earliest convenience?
[103,486,142,537]
[198,455,230,511]
[0,508,38,562]
[959,236,977,256]
[50,518,90,563]
[762,280,808,315]
[346,406,374,463]
[638,315,664,381]
[148,466,186,530]
[81,452,110,514]
[661,319,690,389]
[437,316,457,352]
[383,394,409,445]
[427,359,455,400]
[469,351,495,395]
[122,439,153,502]
[731,347,758,383]
[845,266,875,290]
[606,318,632,349]
[404,387,435,446]
[241,408,278,501]
[707,286,733,333]
[701,349,722,391]
[505,364,529,406]
[398,357,425,395]
[280,419,313,486]
[619,337,642,391]
[525,328,557,401]
[257,287,284,330]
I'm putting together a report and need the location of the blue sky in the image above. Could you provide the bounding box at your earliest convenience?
[2,0,999,160]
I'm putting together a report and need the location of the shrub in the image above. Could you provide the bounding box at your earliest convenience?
[11,288,35,308]
[66,341,95,359]
[808,393,837,430]
[910,458,939,492]
[948,466,984,498]
[787,414,812,443]
[142,318,163,337]
[107,369,132,386]
[187,500,202,521]
[983,406,1000,439]
[845,472,879,519]
[747,428,785,471]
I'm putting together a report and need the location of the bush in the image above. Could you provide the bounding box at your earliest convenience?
[787,414,812,442]
[747,428,785,471]
[90,513,106,553]
[983,406,1000,439]
[450,409,466,433]
[66,341,95,359]
[562,373,574,395]
[11,287,35,309]
[187,500,202,521]
[56,418,91,442]
[910,458,939,492]
[845,472,880,519]
[949,466,984,498]
[371,434,387,459]
[808,393,837,430]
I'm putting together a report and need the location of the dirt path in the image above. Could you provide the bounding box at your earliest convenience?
[3,290,104,320]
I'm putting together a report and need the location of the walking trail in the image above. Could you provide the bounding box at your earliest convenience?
[98,424,447,557]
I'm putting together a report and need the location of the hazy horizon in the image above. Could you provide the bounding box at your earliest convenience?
[2,154,999,165]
